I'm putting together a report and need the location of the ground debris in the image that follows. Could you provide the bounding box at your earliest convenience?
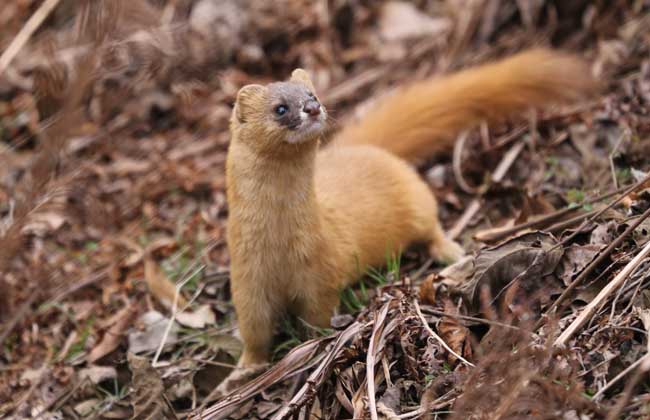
[128,352,178,420]
[2,1,650,419]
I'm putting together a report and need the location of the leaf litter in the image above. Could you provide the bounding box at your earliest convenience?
[1,1,650,419]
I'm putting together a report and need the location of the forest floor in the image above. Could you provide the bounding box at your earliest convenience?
[1,1,650,419]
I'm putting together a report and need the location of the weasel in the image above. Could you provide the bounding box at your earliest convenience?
[226,49,597,367]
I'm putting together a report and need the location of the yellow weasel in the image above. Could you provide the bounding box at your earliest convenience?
[226,49,597,366]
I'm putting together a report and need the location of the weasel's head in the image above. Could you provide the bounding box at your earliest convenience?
[231,69,327,154]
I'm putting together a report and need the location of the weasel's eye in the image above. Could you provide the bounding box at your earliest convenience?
[275,105,289,116]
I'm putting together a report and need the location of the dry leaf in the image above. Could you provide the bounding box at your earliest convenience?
[379,1,451,42]
[128,310,179,354]
[21,211,66,236]
[108,157,152,175]
[88,304,138,363]
[419,273,439,305]
[590,221,618,246]
[74,399,101,416]
[634,305,650,339]
[438,317,471,366]
[176,304,216,329]
[79,365,117,384]
[128,353,178,419]
[376,385,401,419]
[438,255,475,286]
[457,232,564,312]
[555,244,602,286]
[145,257,187,309]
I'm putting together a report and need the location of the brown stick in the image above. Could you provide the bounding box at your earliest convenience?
[474,186,625,242]
[421,308,523,331]
[546,208,600,234]
[0,0,62,75]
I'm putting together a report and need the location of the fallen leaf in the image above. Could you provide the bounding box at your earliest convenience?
[379,1,451,42]
[108,157,152,175]
[438,300,472,366]
[74,399,101,416]
[456,232,564,312]
[20,367,49,384]
[438,255,475,286]
[590,221,618,246]
[634,304,650,336]
[176,304,216,329]
[555,244,602,286]
[207,334,243,361]
[377,384,401,419]
[145,257,187,309]
[419,273,440,305]
[331,313,355,329]
[21,211,66,236]
[79,365,117,384]
[632,216,650,247]
[168,371,196,402]
[144,236,177,255]
[257,400,282,418]
[87,304,138,363]
[128,353,178,419]
[128,310,179,354]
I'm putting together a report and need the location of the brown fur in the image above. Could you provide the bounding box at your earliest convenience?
[335,49,599,162]
[226,51,596,366]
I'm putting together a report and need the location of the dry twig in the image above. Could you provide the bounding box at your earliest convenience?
[539,204,650,331]
[449,141,525,239]
[413,299,474,367]
[555,239,650,347]
[474,186,625,242]
[0,0,62,75]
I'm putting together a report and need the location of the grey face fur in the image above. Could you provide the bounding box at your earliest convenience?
[266,81,326,144]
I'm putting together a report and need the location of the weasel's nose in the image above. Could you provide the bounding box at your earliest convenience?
[303,100,321,117]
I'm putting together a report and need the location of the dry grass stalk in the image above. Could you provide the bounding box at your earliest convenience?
[270,321,365,420]
[0,1,100,325]
[366,303,390,420]
[540,203,650,333]
[0,0,173,338]
[473,186,625,242]
[194,334,335,419]
[555,236,650,347]
[414,299,474,367]
[451,327,600,419]
[0,0,62,74]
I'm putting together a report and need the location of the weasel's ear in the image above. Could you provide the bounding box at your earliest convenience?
[290,69,316,93]
[235,84,265,122]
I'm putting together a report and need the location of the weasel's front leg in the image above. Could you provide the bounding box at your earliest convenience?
[232,279,278,367]
[298,284,340,328]
[429,220,465,265]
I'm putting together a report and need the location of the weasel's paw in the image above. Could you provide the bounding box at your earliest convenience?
[237,349,269,370]
[214,364,267,399]
[430,239,465,265]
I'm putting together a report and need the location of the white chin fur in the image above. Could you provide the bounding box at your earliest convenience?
[285,115,326,144]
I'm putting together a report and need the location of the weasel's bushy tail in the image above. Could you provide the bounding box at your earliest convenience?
[332,49,598,162]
